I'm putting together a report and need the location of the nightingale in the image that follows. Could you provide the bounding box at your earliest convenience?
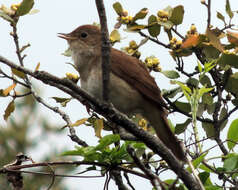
[58,25,185,161]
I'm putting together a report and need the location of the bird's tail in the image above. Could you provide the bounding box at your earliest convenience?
[146,110,186,161]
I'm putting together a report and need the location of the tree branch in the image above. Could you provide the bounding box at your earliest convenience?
[127,145,165,190]
[95,0,111,101]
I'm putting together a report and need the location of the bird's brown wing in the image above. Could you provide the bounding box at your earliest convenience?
[110,48,166,110]
[111,48,186,161]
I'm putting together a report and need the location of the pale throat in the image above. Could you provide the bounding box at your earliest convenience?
[70,41,101,82]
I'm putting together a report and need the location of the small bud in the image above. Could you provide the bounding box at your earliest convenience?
[162,18,168,22]
[170,37,177,44]
[129,40,138,49]
[139,118,147,130]
[176,40,182,45]
[157,10,168,18]
[201,0,206,4]
[10,3,21,11]
[128,16,133,21]
[190,24,196,31]
[145,57,153,67]
[0,4,15,16]
[157,10,164,17]
[127,48,134,55]
[66,73,79,83]
[223,50,231,54]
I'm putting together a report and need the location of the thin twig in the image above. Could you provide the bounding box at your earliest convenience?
[123,172,136,190]
[171,28,185,40]
[95,0,111,101]
[138,31,170,48]
[0,70,30,88]
[110,170,129,190]
[206,0,211,28]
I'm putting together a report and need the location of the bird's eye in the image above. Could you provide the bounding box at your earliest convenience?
[80,32,88,38]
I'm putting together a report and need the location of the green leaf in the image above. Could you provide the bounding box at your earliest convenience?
[174,101,191,113]
[219,107,228,131]
[200,75,212,87]
[11,68,26,79]
[0,11,14,23]
[197,103,205,117]
[148,15,160,37]
[227,119,238,150]
[161,70,180,79]
[111,143,130,161]
[175,81,192,101]
[198,61,202,73]
[224,72,238,96]
[169,5,184,25]
[186,78,199,88]
[225,0,234,19]
[204,185,222,190]
[204,60,217,73]
[175,119,192,134]
[113,2,123,16]
[198,172,210,185]
[110,29,121,43]
[202,44,221,59]
[202,93,213,105]
[187,153,207,172]
[207,103,216,115]
[4,100,15,121]
[202,122,215,138]
[224,155,238,171]
[51,97,71,107]
[130,142,146,149]
[199,164,213,173]
[218,53,238,69]
[28,9,39,15]
[198,86,214,99]
[162,87,181,99]
[95,134,120,150]
[132,8,148,22]
[16,0,34,16]
[216,11,225,23]
[62,146,103,161]
[206,28,224,52]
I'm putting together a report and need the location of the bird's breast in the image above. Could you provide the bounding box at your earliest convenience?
[80,67,145,115]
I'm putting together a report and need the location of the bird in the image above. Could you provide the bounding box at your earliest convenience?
[58,25,185,161]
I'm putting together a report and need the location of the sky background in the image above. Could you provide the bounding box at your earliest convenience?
[0,0,237,189]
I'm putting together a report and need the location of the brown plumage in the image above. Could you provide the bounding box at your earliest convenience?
[58,25,185,161]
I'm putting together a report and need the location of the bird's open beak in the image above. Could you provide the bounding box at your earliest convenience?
[58,33,77,40]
